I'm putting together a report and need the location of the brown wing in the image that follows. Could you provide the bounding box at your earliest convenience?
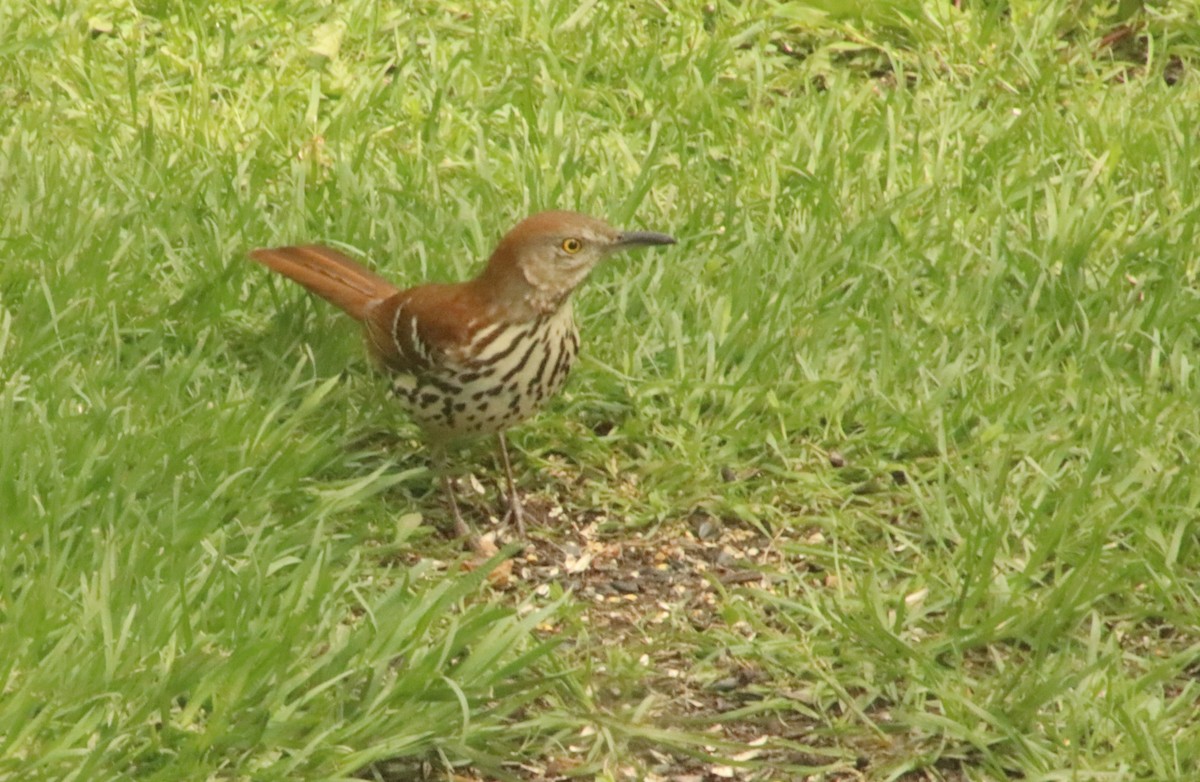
[362,282,484,375]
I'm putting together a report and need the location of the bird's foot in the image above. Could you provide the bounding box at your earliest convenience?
[502,489,527,539]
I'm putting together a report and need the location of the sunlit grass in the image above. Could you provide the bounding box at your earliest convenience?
[2,1,1199,779]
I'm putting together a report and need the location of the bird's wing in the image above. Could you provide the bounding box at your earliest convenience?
[363,283,484,375]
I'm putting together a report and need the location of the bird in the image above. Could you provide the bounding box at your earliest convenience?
[248,210,675,545]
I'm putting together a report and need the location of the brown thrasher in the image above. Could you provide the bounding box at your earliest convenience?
[249,210,674,542]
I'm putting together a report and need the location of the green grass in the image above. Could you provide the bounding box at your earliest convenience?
[3,1,1200,779]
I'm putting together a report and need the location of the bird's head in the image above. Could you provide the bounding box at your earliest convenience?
[479,210,675,314]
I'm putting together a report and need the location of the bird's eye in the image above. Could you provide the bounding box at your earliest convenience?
[561,238,583,254]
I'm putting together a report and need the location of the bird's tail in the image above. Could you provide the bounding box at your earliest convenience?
[248,245,399,322]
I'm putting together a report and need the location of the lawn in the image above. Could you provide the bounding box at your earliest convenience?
[2,1,1200,780]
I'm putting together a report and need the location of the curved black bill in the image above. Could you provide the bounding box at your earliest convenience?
[616,230,676,247]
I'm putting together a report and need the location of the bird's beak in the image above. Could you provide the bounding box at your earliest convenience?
[615,230,676,248]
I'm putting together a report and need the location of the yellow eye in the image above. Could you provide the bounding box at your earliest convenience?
[561,238,583,254]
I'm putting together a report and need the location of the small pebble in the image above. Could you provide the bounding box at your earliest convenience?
[709,676,740,692]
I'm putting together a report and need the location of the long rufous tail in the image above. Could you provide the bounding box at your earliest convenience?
[248,245,399,322]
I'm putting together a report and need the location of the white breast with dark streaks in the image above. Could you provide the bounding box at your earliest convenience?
[390,303,580,439]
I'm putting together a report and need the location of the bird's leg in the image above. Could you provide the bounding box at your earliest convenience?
[433,445,480,550]
[496,432,526,537]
